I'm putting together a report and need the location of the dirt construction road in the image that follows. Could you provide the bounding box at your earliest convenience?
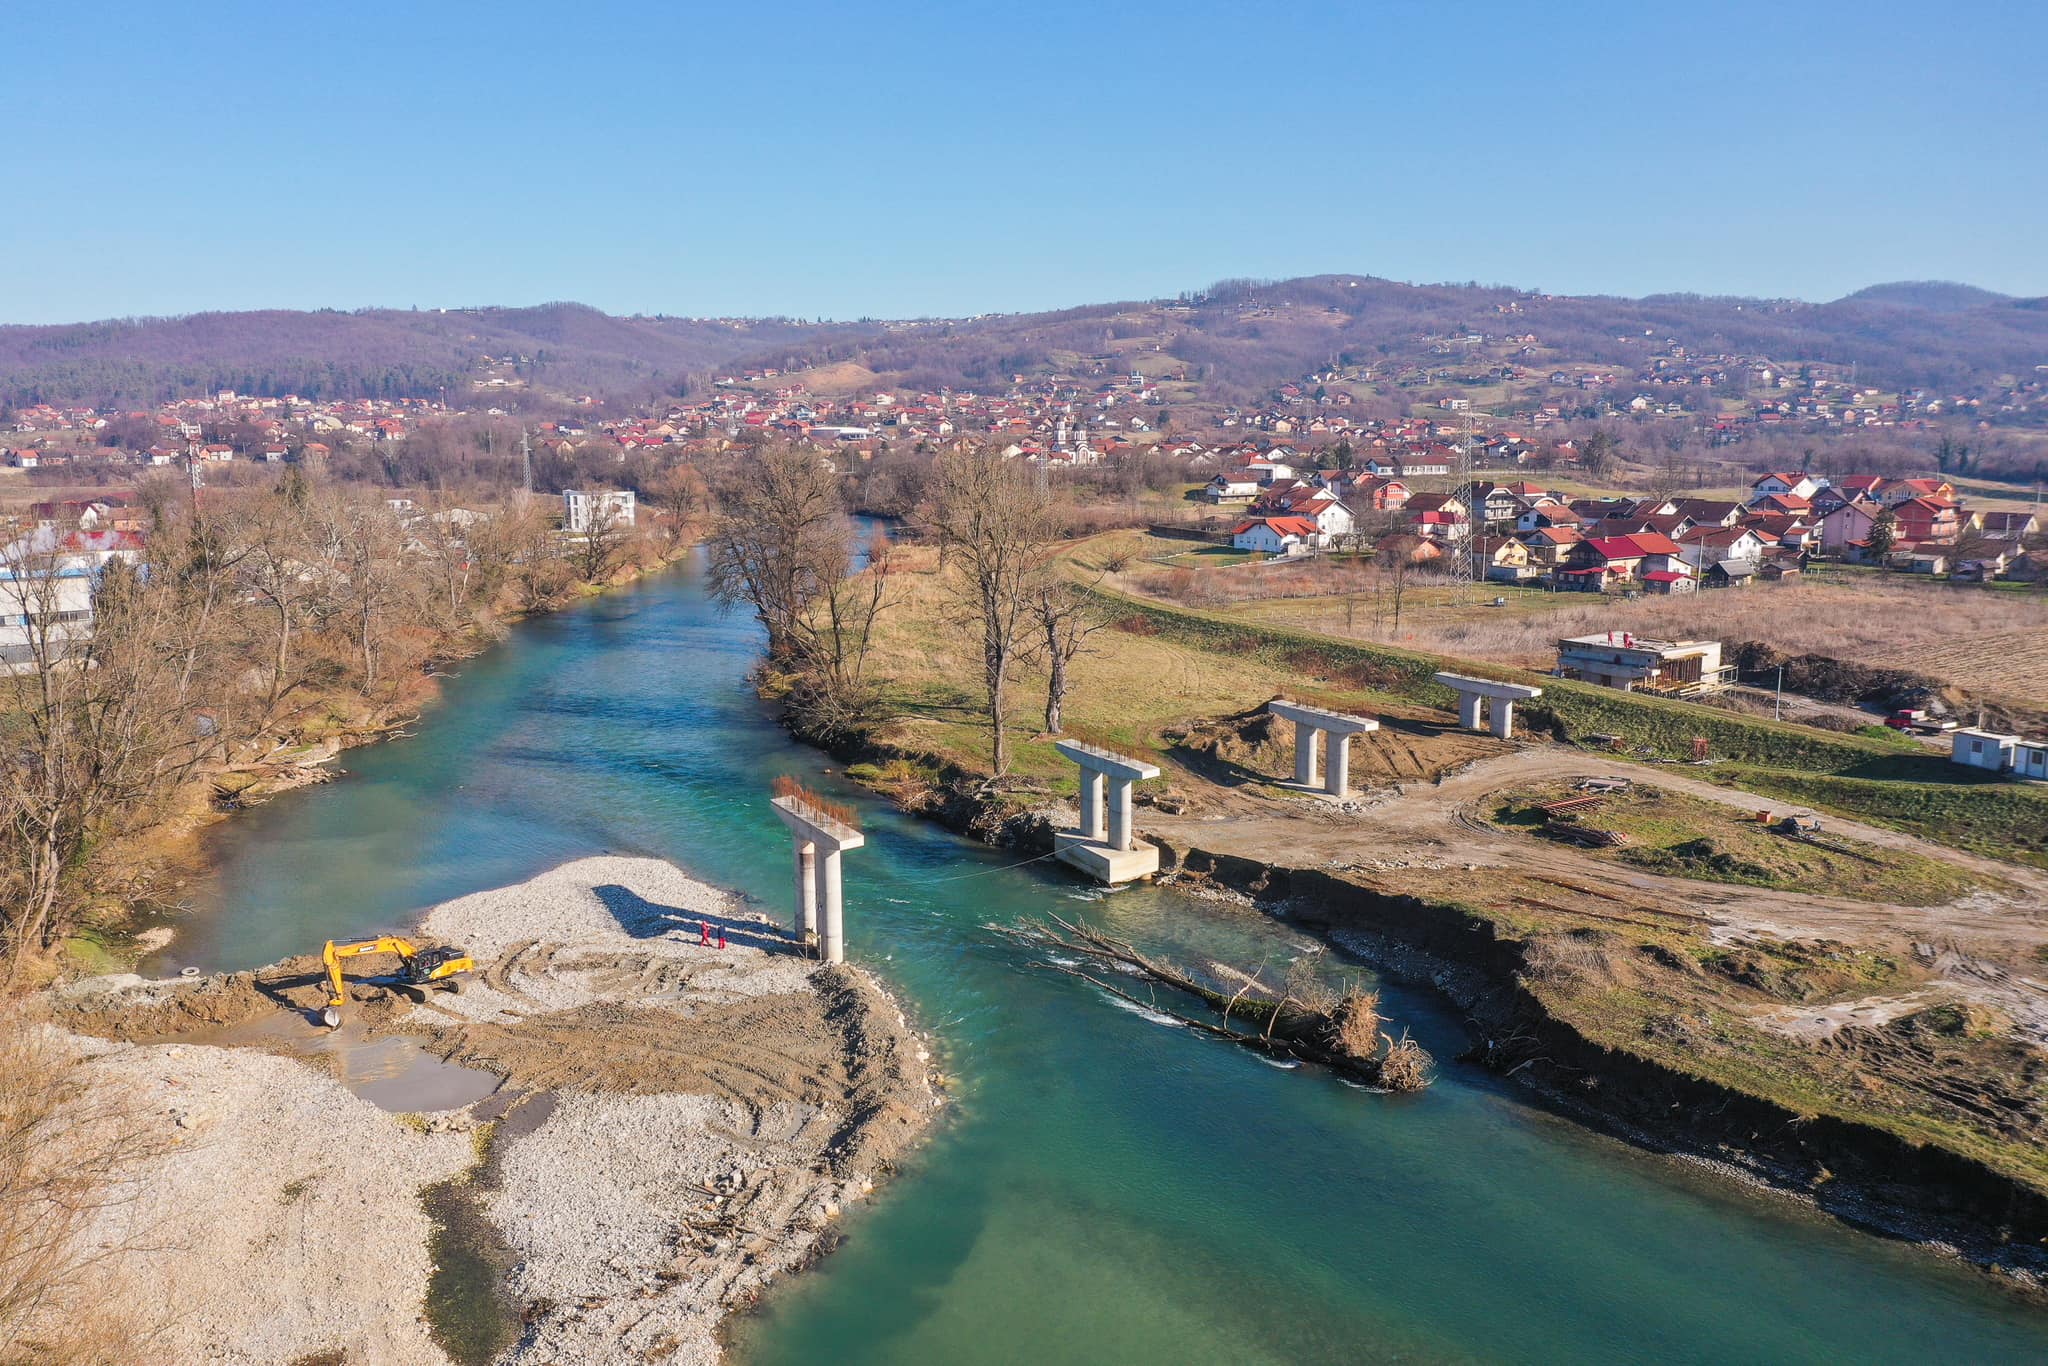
[1143,742,2048,1043]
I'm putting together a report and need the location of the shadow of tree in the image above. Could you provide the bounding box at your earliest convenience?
[593,883,798,955]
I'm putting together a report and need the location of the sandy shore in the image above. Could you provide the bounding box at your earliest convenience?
[48,856,942,1364]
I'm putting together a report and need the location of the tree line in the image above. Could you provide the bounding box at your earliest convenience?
[704,445,1104,776]
[0,469,678,981]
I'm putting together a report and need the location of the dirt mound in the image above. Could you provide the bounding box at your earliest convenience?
[1168,703,1500,790]
[53,952,446,1042]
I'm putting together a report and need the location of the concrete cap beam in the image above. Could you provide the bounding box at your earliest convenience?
[1267,699,1381,735]
[1433,671,1543,702]
[1053,739,1161,782]
[771,796,865,852]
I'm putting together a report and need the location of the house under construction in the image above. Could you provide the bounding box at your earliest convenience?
[1555,633,1735,695]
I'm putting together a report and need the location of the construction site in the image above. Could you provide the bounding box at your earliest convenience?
[42,856,942,1366]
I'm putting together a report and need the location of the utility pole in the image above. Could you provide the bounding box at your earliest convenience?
[1774,664,1784,722]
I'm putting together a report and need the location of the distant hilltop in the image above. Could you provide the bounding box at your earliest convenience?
[1834,281,2015,312]
[1,274,2043,411]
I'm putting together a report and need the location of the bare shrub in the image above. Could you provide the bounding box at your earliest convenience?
[1375,1031,1435,1092]
[1328,986,1384,1059]
[0,1007,157,1362]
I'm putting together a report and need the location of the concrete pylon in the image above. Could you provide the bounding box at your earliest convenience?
[1293,719,1321,786]
[794,841,817,947]
[1079,767,1107,842]
[1053,739,1162,884]
[771,792,865,964]
[1267,699,1380,800]
[1435,671,1543,740]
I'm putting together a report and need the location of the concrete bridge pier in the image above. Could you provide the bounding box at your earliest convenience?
[1053,739,1162,884]
[1434,671,1544,741]
[772,792,865,964]
[1267,699,1381,800]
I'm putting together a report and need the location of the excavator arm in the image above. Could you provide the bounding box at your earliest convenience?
[318,936,474,1027]
[323,936,422,1008]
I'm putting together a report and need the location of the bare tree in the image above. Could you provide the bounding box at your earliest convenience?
[1027,564,1106,735]
[704,447,850,663]
[570,500,636,585]
[919,449,1055,775]
[0,545,213,975]
[789,530,899,737]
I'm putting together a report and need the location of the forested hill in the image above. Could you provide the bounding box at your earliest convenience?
[0,305,877,408]
[729,275,2048,401]
[3,277,2044,411]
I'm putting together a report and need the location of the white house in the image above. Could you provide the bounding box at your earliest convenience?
[563,488,636,534]
[1296,496,1355,541]
[1951,728,2017,773]
[1750,471,1821,502]
[1231,516,1318,556]
[1205,474,1260,504]
[2013,739,2048,782]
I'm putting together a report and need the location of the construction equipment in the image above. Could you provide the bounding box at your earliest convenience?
[319,936,473,1028]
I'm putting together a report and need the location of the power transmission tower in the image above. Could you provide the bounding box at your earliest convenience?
[520,427,533,499]
[1442,414,1479,604]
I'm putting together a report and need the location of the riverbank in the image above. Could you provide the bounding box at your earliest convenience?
[43,856,942,1364]
[779,539,2048,1291]
[72,543,698,977]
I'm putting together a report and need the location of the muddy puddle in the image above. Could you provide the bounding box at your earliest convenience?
[189,1009,504,1113]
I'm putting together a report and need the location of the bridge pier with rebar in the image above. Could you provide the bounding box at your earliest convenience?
[771,789,864,963]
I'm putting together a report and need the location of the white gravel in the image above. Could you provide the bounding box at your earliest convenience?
[420,855,816,1019]
[69,1033,475,1365]
[490,1090,851,1366]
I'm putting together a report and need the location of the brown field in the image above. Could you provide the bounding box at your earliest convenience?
[1110,544,2048,712]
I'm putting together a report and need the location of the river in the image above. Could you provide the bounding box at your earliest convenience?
[162,557,2048,1363]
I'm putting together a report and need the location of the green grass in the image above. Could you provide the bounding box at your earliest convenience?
[1491,782,1993,904]
[1079,580,2048,869]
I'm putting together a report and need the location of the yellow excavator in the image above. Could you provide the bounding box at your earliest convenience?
[320,936,474,1028]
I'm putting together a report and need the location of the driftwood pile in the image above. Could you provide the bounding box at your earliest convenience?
[993,914,1433,1090]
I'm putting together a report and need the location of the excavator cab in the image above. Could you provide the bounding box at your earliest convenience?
[319,936,475,1028]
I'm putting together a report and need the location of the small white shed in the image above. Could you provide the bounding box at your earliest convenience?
[1951,728,2018,773]
[2013,739,2048,783]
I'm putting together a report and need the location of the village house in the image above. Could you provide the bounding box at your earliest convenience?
[1205,473,1261,504]
[1231,516,1319,556]
[1555,632,1734,694]
[1676,525,1767,573]
[1881,477,1956,507]
[562,488,636,535]
[1891,496,1960,544]
[1480,536,1539,582]
[1749,471,1822,503]
[1555,532,1693,593]
[1515,525,1581,567]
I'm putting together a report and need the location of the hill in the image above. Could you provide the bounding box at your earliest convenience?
[0,305,880,408]
[4,276,2045,414]
[1836,281,2015,312]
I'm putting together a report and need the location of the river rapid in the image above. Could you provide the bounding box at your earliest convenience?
[162,555,2048,1364]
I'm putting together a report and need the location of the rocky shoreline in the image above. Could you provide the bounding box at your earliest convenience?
[46,856,944,1364]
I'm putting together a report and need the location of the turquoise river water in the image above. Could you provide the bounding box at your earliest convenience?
[163,557,2048,1363]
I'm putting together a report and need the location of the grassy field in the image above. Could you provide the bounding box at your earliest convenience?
[1117,538,2048,710]
[857,545,1385,795]
[1071,565,2048,869]
[1489,781,1993,905]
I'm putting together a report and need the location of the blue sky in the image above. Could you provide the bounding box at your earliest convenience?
[4,0,2043,323]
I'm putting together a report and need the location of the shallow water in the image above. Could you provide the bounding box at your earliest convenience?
[167,555,2048,1363]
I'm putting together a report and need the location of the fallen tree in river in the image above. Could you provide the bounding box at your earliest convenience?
[991,914,1433,1090]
